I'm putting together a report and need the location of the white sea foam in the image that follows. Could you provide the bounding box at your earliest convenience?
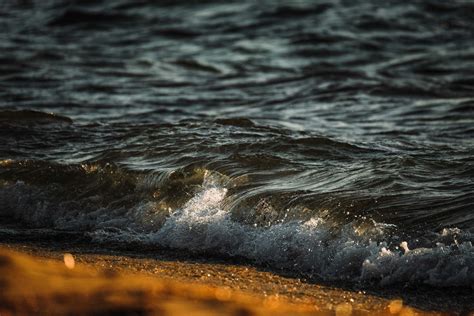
[1,175,473,287]
[89,173,474,288]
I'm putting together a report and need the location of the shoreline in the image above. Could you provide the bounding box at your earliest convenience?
[0,233,471,315]
[0,245,404,316]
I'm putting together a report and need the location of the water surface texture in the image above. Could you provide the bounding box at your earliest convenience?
[1,0,473,288]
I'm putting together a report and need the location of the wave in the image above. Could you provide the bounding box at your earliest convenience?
[1,166,472,288]
[0,110,73,125]
[48,9,136,28]
[92,172,474,288]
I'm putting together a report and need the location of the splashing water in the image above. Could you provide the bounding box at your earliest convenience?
[88,172,474,288]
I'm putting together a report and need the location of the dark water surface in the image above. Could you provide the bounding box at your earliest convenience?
[0,0,473,288]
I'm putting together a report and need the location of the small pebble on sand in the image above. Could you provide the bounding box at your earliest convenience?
[64,253,75,269]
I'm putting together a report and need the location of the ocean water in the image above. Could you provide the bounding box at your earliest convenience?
[0,0,473,288]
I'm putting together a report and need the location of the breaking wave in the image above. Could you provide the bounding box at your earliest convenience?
[1,168,472,288]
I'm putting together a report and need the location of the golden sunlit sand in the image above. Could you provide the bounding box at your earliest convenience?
[0,246,453,316]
